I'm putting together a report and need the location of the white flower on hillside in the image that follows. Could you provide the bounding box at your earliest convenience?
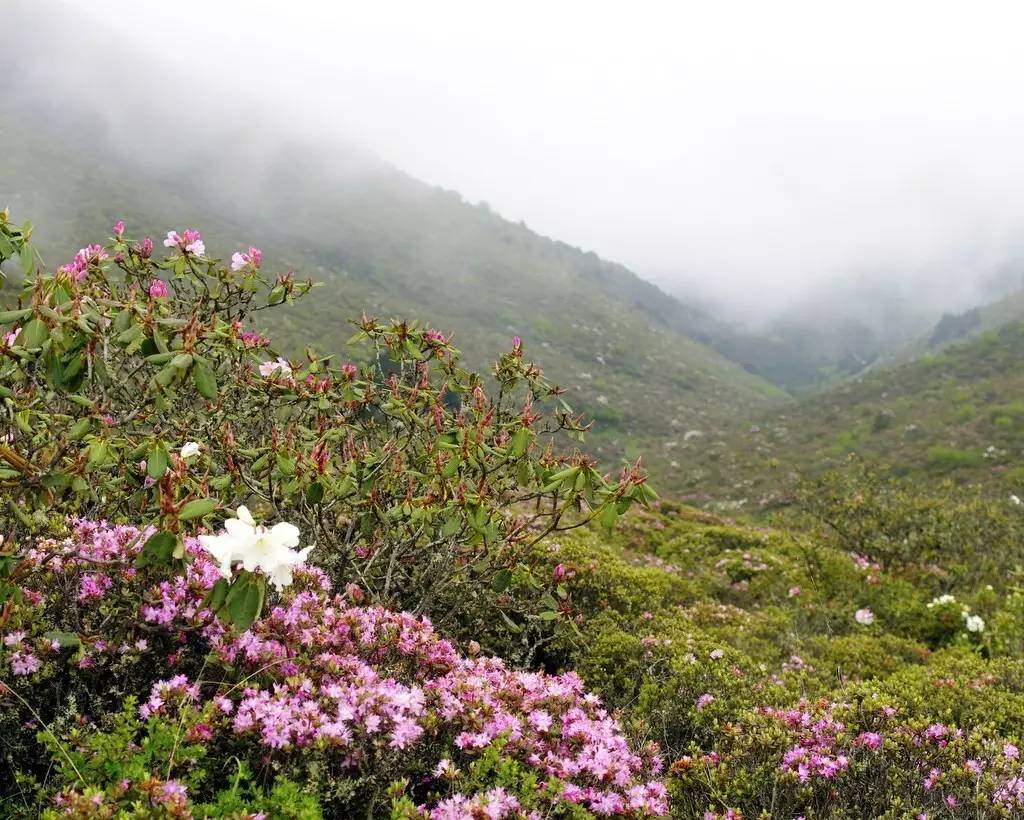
[1011,495,1022,506]
[927,594,956,609]
[198,506,312,591]
[854,608,874,625]
[180,442,201,459]
[964,613,985,633]
[259,357,292,379]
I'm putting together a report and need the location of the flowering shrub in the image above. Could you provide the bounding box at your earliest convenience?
[670,694,1024,818]
[1,519,665,817]
[801,459,1024,586]
[0,215,652,649]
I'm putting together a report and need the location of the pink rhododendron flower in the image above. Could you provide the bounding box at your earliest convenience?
[240,330,269,348]
[854,608,874,625]
[259,357,293,379]
[163,229,205,256]
[856,731,883,750]
[113,220,125,238]
[11,650,41,675]
[230,246,263,271]
[148,279,168,298]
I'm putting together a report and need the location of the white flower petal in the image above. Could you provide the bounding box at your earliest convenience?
[267,521,301,549]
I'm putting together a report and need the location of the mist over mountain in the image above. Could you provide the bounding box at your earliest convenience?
[12,0,1024,341]
[2,1,791,497]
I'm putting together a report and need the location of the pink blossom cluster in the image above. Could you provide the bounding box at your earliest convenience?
[58,243,109,281]
[230,246,263,271]
[52,776,194,818]
[9,519,667,817]
[751,699,1024,813]
[163,228,205,256]
[764,704,852,783]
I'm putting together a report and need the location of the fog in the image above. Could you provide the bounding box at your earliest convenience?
[12,0,1024,325]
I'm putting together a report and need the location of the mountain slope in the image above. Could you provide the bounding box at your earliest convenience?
[874,287,1024,371]
[676,318,1024,510]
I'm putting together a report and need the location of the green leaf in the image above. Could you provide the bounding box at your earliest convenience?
[179,497,218,521]
[537,610,560,621]
[170,352,194,370]
[442,456,461,478]
[306,481,325,504]
[204,578,230,613]
[0,308,31,324]
[192,359,217,399]
[510,427,531,458]
[490,568,513,593]
[147,442,169,479]
[86,441,108,468]
[68,418,91,441]
[116,323,144,347]
[226,575,266,631]
[19,245,33,277]
[498,611,524,634]
[0,232,13,259]
[599,503,619,529]
[136,531,178,567]
[404,339,424,361]
[19,318,49,349]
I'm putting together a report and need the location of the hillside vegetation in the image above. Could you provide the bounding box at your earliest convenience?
[679,318,1024,511]
[7,216,1024,818]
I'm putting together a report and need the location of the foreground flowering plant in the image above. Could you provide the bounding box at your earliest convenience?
[0,214,654,649]
[0,519,666,817]
[198,505,310,587]
[670,695,1024,818]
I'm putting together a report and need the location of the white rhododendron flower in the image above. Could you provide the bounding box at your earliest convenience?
[259,357,292,379]
[927,594,956,609]
[964,613,985,633]
[854,608,874,625]
[198,506,312,591]
[180,442,201,459]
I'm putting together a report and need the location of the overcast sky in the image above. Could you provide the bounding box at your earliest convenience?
[55,1,1024,317]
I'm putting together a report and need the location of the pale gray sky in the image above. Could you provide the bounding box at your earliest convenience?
[54,1,1024,316]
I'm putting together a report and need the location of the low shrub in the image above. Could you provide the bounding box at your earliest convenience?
[0,518,666,818]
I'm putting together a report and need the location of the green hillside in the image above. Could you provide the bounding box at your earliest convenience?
[875,287,1024,370]
[678,319,1024,512]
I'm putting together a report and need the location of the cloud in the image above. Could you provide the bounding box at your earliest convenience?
[22,0,1024,320]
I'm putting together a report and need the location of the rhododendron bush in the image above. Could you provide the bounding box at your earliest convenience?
[1,519,665,817]
[0,213,652,646]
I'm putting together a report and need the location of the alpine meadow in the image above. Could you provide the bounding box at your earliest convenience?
[7,3,1024,819]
